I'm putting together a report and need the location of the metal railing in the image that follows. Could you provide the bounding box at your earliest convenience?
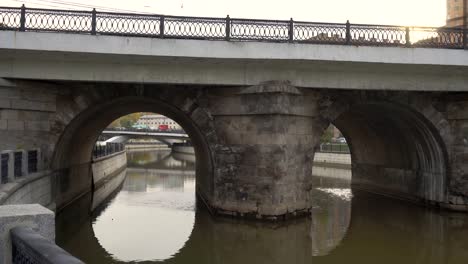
[1,153,8,184]
[11,226,84,264]
[92,142,125,159]
[0,5,466,49]
[14,151,22,178]
[104,127,186,133]
[319,143,350,154]
[27,150,38,174]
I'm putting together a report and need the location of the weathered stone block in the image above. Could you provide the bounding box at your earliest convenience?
[0,99,10,108]
[0,120,7,130]
[6,120,24,131]
[25,121,50,131]
[0,110,19,120]
[11,99,56,112]
[0,204,55,264]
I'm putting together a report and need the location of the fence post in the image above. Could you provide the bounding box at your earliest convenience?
[225,15,231,41]
[405,27,411,47]
[91,8,97,35]
[345,20,351,45]
[160,15,165,37]
[19,4,26,31]
[464,28,467,50]
[289,18,294,43]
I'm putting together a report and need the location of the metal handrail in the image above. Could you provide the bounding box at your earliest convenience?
[319,143,350,154]
[0,5,466,49]
[92,142,125,159]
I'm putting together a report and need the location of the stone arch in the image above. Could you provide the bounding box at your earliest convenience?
[51,89,218,210]
[317,91,450,206]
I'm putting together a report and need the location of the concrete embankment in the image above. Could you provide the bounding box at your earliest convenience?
[172,145,195,155]
[0,150,128,211]
[125,144,169,150]
[313,152,351,168]
[312,152,351,180]
[92,151,127,189]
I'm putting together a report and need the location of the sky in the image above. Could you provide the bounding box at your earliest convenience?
[3,0,447,26]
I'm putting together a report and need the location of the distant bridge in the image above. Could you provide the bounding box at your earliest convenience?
[101,129,189,145]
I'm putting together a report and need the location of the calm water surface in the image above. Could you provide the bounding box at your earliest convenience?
[56,149,468,264]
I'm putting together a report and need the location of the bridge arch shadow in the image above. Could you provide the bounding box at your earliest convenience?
[51,96,214,210]
[316,99,450,206]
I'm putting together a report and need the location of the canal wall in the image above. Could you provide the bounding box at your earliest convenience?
[172,145,195,155]
[92,151,127,189]
[126,144,169,150]
[91,168,126,211]
[313,152,351,167]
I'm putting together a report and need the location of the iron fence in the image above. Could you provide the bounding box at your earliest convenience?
[93,142,124,159]
[0,5,466,49]
[319,143,350,154]
[11,226,84,264]
[14,151,22,178]
[1,153,8,184]
[27,150,38,174]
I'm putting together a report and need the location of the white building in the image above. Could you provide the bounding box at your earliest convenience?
[136,114,182,131]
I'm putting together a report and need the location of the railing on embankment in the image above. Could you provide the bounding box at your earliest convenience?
[0,204,83,264]
[314,143,351,168]
[0,148,54,207]
[11,226,83,264]
[0,5,466,49]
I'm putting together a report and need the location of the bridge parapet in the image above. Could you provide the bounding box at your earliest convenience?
[0,5,466,49]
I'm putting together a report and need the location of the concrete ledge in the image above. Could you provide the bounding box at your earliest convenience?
[0,204,54,264]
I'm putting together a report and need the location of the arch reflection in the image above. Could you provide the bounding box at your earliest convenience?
[57,152,468,264]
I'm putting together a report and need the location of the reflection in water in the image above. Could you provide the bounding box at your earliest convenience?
[56,154,468,264]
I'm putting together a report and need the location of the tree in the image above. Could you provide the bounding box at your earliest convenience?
[320,125,334,143]
[107,112,152,128]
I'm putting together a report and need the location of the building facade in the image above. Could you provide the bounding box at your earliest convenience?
[136,114,182,131]
[447,0,467,28]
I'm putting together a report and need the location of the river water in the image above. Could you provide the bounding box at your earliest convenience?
[56,149,468,264]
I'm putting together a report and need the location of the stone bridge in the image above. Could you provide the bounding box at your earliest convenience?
[0,14,468,218]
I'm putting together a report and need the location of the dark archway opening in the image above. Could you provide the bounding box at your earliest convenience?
[51,96,213,211]
[317,102,449,206]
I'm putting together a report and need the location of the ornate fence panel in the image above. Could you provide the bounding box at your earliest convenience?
[349,24,407,46]
[164,16,225,39]
[230,18,289,41]
[0,5,466,49]
[24,8,92,33]
[96,11,160,36]
[0,7,21,29]
[294,21,347,44]
[410,26,464,49]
